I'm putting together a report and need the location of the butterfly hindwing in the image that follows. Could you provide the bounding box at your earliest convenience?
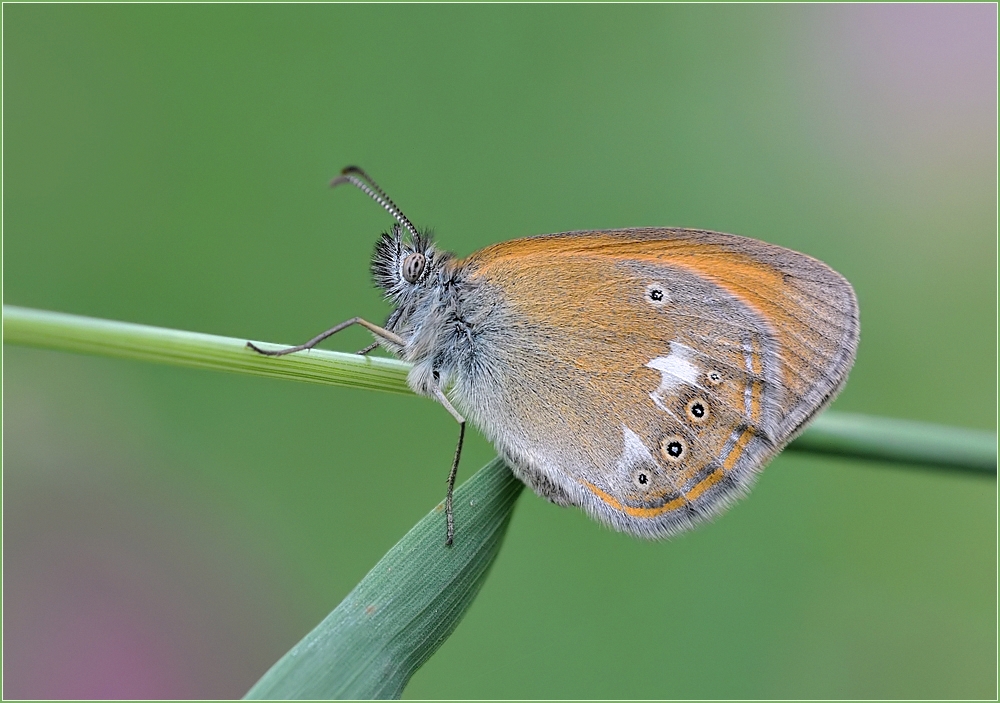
[450,228,858,538]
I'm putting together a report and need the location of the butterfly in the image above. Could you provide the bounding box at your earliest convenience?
[249,167,860,545]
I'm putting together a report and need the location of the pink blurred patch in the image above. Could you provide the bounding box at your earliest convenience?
[799,4,996,174]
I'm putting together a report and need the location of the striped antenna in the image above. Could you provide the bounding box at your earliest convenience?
[330,166,420,240]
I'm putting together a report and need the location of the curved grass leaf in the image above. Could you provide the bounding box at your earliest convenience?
[244,457,523,700]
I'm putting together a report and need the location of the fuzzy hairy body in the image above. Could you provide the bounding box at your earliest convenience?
[375,227,859,539]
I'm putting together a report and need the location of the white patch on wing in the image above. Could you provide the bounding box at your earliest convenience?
[617,424,657,472]
[647,342,700,410]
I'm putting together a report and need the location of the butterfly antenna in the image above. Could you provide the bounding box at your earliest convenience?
[330,166,420,241]
[340,165,392,204]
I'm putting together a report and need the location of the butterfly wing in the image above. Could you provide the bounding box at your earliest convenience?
[451,228,859,538]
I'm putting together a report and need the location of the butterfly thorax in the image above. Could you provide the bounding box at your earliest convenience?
[370,225,492,399]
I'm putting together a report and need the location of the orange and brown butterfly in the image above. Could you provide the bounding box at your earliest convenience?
[249,167,859,545]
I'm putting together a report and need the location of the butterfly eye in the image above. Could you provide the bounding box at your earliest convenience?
[705,370,724,386]
[685,398,710,423]
[402,253,426,283]
[659,435,687,463]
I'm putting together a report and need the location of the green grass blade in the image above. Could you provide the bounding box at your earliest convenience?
[243,458,523,700]
[4,305,995,474]
[788,411,996,474]
[1,305,412,395]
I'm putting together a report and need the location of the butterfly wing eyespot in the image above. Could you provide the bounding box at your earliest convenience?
[705,370,724,386]
[658,435,687,463]
[685,397,710,423]
[402,252,426,283]
[644,282,670,307]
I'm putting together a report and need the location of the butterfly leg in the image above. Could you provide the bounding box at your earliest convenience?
[432,385,466,547]
[246,317,405,356]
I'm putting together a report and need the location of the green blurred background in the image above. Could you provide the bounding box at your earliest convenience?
[3,4,996,699]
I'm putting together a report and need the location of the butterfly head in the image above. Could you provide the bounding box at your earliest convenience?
[371,223,452,307]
